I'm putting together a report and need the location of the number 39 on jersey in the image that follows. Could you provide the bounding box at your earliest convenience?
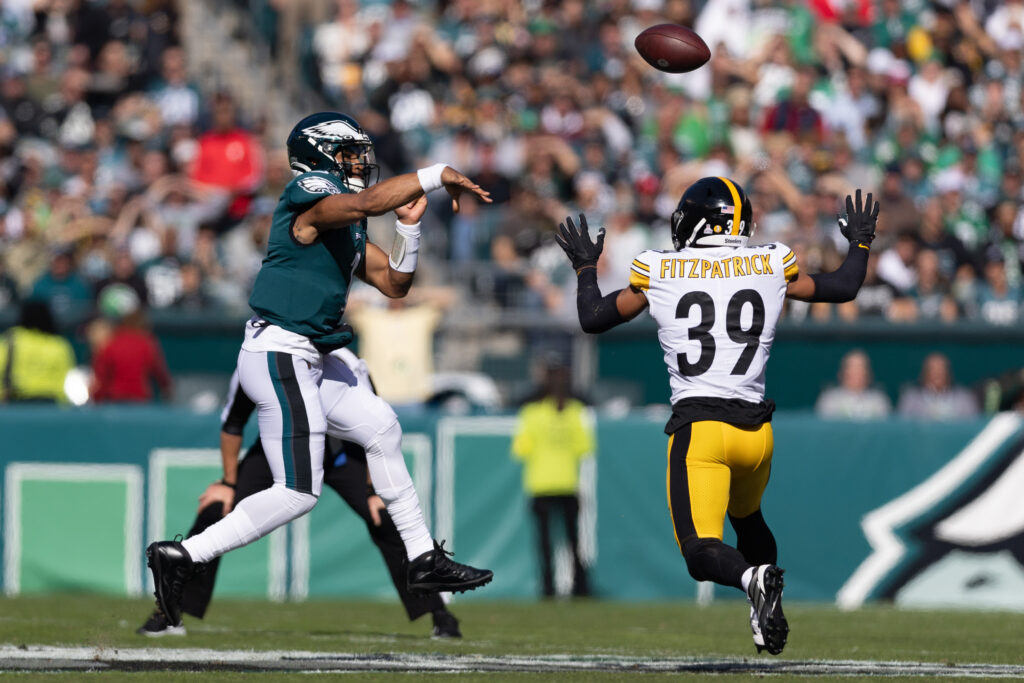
[629,244,799,406]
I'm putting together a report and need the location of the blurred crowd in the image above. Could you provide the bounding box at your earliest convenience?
[1,0,1023,336]
[0,0,282,326]
[292,0,1024,324]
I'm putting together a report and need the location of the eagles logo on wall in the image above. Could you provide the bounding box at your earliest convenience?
[838,413,1024,609]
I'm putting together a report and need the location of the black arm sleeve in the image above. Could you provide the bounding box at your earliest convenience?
[576,267,626,333]
[220,371,256,435]
[808,245,870,303]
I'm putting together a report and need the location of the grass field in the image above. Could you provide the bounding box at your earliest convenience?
[1,595,1023,681]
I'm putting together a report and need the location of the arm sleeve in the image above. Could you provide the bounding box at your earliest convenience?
[808,244,869,303]
[220,370,256,435]
[576,267,626,334]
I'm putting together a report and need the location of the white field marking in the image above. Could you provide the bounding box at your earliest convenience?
[268,524,287,602]
[837,413,1023,609]
[404,432,433,528]
[2,646,1024,677]
[290,513,309,601]
[4,463,143,596]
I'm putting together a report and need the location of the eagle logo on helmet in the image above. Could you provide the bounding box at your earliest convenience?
[671,177,756,250]
[287,112,380,193]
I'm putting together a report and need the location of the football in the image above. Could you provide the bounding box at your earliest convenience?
[634,24,710,73]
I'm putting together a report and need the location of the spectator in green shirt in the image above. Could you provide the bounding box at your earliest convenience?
[511,357,594,598]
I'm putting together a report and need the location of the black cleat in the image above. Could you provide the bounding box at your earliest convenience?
[431,608,462,639]
[407,540,493,595]
[136,610,187,637]
[146,540,194,628]
[746,564,788,655]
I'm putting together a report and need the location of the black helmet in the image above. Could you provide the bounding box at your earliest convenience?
[670,176,755,249]
[286,112,379,192]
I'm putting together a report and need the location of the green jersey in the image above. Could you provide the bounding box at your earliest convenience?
[249,171,366,349]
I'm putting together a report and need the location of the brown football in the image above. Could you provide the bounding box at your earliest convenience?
[634,24,710,73]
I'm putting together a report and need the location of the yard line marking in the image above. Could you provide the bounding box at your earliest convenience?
[2,645,1023,677]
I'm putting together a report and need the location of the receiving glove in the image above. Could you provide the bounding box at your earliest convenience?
[555,214,606,273]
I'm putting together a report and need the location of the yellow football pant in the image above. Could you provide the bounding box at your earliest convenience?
[666,420,773,549]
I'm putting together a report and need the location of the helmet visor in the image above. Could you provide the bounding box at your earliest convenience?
[328,142,379,191]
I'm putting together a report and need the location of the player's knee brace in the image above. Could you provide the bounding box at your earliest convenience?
[679,537,748,589]
[729,509,777,567]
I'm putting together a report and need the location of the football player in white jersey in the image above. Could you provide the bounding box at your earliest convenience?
[556,177,879,655]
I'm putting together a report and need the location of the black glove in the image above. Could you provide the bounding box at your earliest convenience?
[555,214,605,272]
[837,189,880,248]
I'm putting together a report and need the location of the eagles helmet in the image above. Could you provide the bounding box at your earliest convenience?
[671,176,756,249]
[286,112,380,192]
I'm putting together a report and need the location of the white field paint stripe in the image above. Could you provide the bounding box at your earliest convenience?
[3,465,23,595]
[3,646,1024,677]
[4,463,144,596]
[124,466,144,597]
[837,413,1023,609]
[436,417,519,554]
[268,525,287,602]
[290,513,309,601]
[579,408,597,568]
[148,449,228,595]
[404,432,432,528]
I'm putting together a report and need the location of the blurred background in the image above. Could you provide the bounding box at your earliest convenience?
[1,0,1024,609]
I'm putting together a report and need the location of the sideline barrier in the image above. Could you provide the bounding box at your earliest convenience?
[1,406,1019,608]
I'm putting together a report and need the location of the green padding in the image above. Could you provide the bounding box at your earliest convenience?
[591,414,991,601]
[162,464,272,598]
[305,449,417,599]
[591,421,700,601]
[306,493,393,598]
[453,433,535,601]
[19,480,128,594]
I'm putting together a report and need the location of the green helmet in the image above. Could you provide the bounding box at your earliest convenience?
[671,176,755,249]
[286,112,379,192]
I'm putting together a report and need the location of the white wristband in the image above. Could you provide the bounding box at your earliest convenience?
[416,163,447,194]
[389,219,421,273]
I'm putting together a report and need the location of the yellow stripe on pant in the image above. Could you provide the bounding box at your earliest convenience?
[666,420,773,553]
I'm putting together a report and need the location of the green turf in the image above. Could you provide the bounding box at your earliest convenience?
[1,595,1022,680]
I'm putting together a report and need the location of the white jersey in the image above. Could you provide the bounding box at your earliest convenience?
[629,243,799,406]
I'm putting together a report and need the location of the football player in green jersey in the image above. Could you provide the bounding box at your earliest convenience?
[146,113,493,629]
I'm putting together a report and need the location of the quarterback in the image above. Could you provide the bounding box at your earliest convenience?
[556,178,879,655]
[146,112,493,628]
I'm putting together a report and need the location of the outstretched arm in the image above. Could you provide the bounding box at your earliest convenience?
[787,190,880,303]
[293,166,491,245]
[556,214,648,333]
[356,194,430,298]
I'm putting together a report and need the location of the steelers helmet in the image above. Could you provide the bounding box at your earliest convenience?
[286,112,379,192]
[671,176,755,249]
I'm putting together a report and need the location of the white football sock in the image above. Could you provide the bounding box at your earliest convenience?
[365,420,434,559]
[181,485,317,563]
[741,566,755,593]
